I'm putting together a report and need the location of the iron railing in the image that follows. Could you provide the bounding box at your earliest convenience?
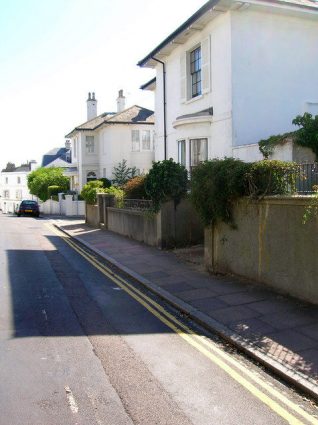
[295,163,318,194]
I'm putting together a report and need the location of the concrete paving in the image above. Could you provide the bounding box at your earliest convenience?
[54,218,318,401]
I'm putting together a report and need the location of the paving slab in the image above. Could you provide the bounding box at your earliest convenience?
[53,219,318,401]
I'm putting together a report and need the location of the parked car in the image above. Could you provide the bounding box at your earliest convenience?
[16,200,40,217]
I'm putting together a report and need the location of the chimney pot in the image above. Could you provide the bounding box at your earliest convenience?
[86,91,97,120]
[116,89,126,113]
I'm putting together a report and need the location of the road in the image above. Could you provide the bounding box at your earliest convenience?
[0,213,317,425]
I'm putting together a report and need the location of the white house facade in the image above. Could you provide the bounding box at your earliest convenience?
[0,161,37,213]
[66,91,155,191]
[138,0,318,168]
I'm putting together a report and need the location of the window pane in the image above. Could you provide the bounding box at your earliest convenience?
[190,138,208,166]
[142,130,150,150]
[190,46,202,98]
[178,140,186,166]
[86,136,95,153]
[132,130,140,151]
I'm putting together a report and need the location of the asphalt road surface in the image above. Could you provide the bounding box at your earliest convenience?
[0,213,317,425]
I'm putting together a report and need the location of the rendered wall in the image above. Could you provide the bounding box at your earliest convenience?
[231,8,318,149]
[107,207,159,247]
[205,197,318,304]
[95,198,204,248]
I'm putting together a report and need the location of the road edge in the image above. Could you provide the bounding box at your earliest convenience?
[53,222,318,402]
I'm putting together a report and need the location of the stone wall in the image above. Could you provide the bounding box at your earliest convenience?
[205,197,318,304]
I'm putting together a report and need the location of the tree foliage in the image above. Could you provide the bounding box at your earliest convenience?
[123,175,149,199]
[27,167,69,202]
[112,159,138,186]
[292,112,318,160]
[190,158,250,226]
[144,159,188,212]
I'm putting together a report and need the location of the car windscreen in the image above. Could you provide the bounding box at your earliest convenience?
[21,201,37,207]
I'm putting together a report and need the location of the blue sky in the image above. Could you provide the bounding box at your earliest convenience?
[0,0,206,168]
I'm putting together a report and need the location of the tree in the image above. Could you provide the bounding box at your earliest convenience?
[292,112,318,160]
[112,159,138,186]
[27,167,69,202]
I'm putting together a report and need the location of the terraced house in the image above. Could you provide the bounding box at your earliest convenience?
[138,0,318,169]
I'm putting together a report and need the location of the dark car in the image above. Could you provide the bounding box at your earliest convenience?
[17,200,40,217]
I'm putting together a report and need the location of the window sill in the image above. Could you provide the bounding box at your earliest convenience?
[184,94,203,105]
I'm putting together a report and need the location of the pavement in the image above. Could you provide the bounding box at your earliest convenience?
[53,218,318,401]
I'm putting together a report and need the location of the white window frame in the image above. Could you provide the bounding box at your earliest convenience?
[132,130,140,152]
[85,136,95,154]
[177,140,186,167]
[180,36,211,103]
[17,176,21,184]
[141,130,151,151]
[190,138,208,167]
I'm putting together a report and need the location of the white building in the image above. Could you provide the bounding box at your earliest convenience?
[0,161,37,213]
[138,0,318,168]
[66,91,155,191]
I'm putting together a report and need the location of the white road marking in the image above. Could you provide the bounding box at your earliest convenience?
[65,386,79,413]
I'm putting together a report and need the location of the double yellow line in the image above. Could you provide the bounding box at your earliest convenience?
[48,223,318,425]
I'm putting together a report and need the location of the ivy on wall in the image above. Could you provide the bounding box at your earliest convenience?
[258,113,318,160]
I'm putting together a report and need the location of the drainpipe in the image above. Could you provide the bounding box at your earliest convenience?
[151,56,167,160]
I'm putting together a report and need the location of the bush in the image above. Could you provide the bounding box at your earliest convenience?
[247,160,298,198]
[123,176,148,199]
[48,185,63,199]
[99,178,111,188]
[80,180,104,204]
[144,159,188,212]
[103,186,124,207]
[190,158,251,226]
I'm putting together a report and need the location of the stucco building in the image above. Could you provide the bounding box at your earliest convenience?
[65,91,155,191]
[0,161,37,213]
[138,0,318,169]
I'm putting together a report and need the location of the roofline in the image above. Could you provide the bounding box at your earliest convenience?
[137,0,218,67]
[140,77,157,90]
[138,0,318,67]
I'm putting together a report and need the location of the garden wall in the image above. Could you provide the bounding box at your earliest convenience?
[205,197,318,304]
[91,195,204,248]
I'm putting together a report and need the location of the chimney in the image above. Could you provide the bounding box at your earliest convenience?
[87,91,97,120]
[116,89,126,113]
[29,160,37,171]
[65,139,71,149]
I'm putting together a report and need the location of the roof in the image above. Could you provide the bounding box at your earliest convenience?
[1,163,32,172]
[65,105,154,137]
[138,0,318,68]
[140,77,157,91]
[45,157,74,168]
[41,147,71,167]
[106,105,154,124]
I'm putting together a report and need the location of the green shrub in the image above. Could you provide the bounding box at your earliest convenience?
[123,176,148,199]
[80,180,104,204]
[99,178,111,188]
[190,158,251,226]
[103,186,124,207]
[144,159,188,212]
[247,160,298,198]
[48,185,63,198]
